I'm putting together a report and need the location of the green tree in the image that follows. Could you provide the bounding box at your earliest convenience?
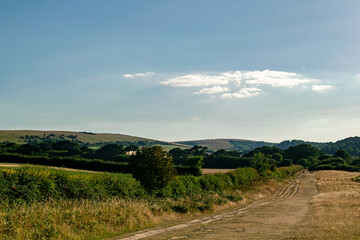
[250,153,273,176]
[285,144,321,163]
[186,156,204,176]
[272,153,283,163]
[130,146,176,190]
[96,144,126,160]
[333,149,351,162]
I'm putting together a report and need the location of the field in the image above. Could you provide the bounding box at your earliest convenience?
[201,168,235,174]
[295,170,360,239]
[0,130,189,149]
[0,164,302,239]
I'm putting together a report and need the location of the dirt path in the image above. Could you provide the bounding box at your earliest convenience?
[117,173,317,240]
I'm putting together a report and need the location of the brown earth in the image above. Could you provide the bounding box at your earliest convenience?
[115,172,317,240]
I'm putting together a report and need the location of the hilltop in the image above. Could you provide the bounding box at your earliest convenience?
[177,137,360,156]
[176,139,273,152]
[1,130,359,156]
[0,130,189,149]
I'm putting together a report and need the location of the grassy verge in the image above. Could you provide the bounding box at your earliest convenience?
[294,170,360,239]
[0,165,302,239]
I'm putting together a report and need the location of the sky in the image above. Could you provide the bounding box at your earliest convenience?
[1,0,360,142]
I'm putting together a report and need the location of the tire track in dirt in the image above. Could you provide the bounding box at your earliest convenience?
[117,174,305,240]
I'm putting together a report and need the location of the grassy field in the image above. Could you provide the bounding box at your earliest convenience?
[0,164,302,239]
[0,163,100,174]
[295,170,360,239]
[0,130,189,149]
[202,168,235,174]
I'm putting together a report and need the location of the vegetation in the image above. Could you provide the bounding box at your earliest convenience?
[0,164,302,239]
[130,146,176,190]
[0,130,185,149]
[177,136,360,157]
[2,139,359,175]
[294,171,360,239]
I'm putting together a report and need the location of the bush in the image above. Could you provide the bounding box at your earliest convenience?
[0,167,144,204]
[0,153,130,173]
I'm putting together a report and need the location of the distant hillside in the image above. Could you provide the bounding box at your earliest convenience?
[0,130,189,149]
[177,137,360,156]
[320,136,360,156]
[176,139,274,152]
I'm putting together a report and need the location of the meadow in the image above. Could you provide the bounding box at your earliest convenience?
[0,165,302,239]
[295,170,360,239]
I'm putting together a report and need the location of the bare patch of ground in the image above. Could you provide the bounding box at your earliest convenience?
[115,173,317,240]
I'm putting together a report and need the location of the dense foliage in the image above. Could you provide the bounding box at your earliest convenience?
[1,138,359,175]
[0,165,302,205]
[130,146,176,190]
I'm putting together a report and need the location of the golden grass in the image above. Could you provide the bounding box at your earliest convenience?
[295,170,360,240]
[0,198,182,240]
[201,169,235,174]
[0,163,100,174]
[0,177,286,240]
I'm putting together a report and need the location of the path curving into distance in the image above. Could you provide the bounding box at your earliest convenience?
[116,173,317,240]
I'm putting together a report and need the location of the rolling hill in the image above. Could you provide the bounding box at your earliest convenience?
[177,137,360,156]
[0,130,189,149]
[176,139,274,152]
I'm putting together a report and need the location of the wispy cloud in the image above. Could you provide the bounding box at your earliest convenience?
[160,74,230,87]
[123,72,155,78]
[194,86,230,95]
[221,87,262,99]
[312,85,333,92]
[160,69,332,100]
[243,70,316,87]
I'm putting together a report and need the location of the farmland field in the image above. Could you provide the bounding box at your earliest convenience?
[294,170,360,239]
[114,170,360,240]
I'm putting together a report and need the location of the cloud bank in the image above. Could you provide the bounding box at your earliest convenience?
[161,70,332,99]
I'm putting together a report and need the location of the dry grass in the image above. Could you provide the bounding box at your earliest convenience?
[295,170,360,239]
[0,178,285,240]
[201,169,235,174]
[0,163,100,174]
[0,198,181,240]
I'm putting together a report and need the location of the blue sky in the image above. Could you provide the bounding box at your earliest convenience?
[1,0,360,142]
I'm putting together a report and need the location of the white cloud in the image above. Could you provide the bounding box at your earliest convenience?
[243,70,316,87]
[221,87,262,99]
[356,74,360,79]
[312,85,333,92]
[123,72,154,78]
[123,74,135,79]
[194,86,230,95]
[160,69,328,100]
[161,74,229,87]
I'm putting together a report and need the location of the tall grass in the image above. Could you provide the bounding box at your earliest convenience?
[0,165,302,239]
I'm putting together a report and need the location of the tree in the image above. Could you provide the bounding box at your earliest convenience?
[250,153,273,175]
[272,153,283,163]
[333,149,351,162]
[125,145,139,152]
[96,144,126,160]
[186,156,204,176]
[130,146,176,190]
[285,144,321,163]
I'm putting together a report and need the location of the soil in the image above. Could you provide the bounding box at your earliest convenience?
[117,172,317,240]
